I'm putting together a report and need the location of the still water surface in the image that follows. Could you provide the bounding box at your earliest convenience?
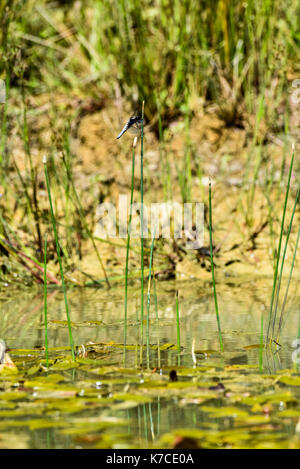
[0,278,299,448]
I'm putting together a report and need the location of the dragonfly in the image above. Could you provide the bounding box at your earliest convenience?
[116,113,143,139]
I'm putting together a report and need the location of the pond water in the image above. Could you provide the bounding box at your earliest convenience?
[0,278,299,449]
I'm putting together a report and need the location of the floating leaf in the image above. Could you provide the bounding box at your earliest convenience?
[0,391,27,401]
[277,409,300,418]
[50,359,80,371]
[200,406,249,418]
[112,393,150,403]
[279,376,300,386]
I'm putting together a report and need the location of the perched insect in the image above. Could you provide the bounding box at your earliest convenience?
[116,114,143,139]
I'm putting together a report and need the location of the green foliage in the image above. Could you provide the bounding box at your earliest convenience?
[2,0,299,127]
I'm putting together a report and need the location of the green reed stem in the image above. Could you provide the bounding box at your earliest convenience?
[266,148,294,344]
[209,180,224,352]
[276,186,300,343]
[146,229,156,368]
[176,290,181,352]
[43,157,75,360]
[140,101,145,353]
[259,308,264,372]
[271,183,300,340]
[43,234,49,368]
[124,141,136,352]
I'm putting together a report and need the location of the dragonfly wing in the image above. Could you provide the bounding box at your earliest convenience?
[116,116,143,139]
[128,124,140,135]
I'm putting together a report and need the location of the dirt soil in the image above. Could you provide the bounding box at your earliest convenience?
[4,92,300,285]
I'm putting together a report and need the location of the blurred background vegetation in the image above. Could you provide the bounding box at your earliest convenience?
[0,0,299,286]
[1,0,299,127]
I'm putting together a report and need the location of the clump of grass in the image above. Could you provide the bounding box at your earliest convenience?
[15,1,298,131]
[43,155,75,361]
[208,180,224,352]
